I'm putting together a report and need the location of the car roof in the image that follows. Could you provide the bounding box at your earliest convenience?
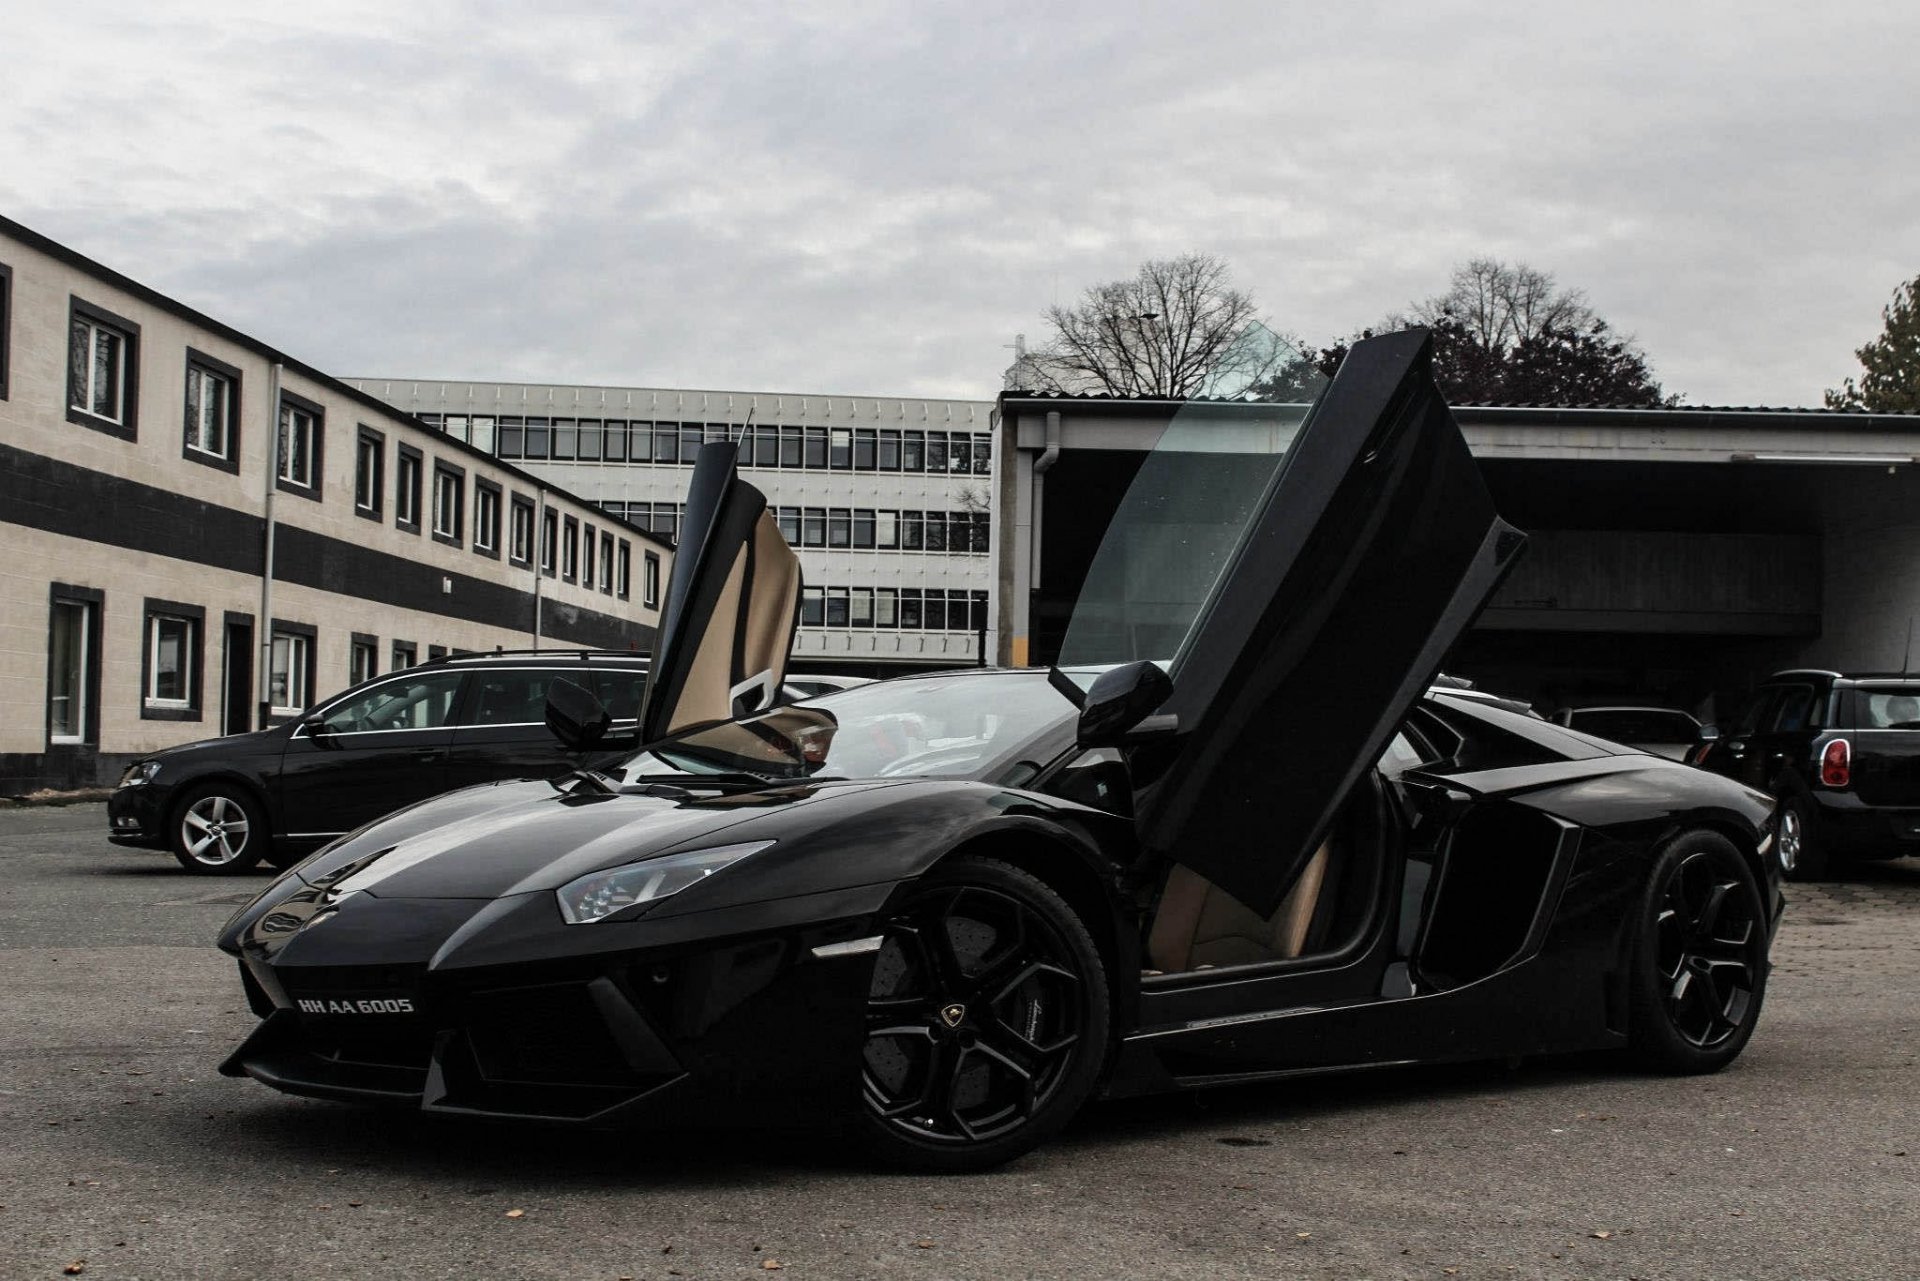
[417,649,650,670]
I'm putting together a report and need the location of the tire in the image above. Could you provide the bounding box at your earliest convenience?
[855,856,1111,1172]
[1626,830,1769,1073]
[1777,795,1830,882]
[169,783,269,874]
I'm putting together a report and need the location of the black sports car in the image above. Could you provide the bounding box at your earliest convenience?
[217,331,1783,1170]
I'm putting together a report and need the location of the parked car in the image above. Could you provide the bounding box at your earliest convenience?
[108,650,651,874]
[1692,668,1920,879]
[1553,705,1702,760]
[215,332,1781,1171]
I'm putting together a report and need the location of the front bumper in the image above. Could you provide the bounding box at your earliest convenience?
[106,784,170,848]
[220,884,896,1126]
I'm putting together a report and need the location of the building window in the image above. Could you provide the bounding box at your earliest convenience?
[276,392,324,498]
[825,586,849,627]
[350,634,378,686]
[67,298,140,438]
[775,507,800,544]
[268,625,316,717]
[854,428,877,470]
[562,516,580,583]
[829,428,852,470]
[901,510,924,551]
[804,426,828,468]
[902,431,925,472]
[141,601,204,720]
[778,424,803,468]
[392,641,416,670]
[876,588,897,628]
[802,507,826,548]
[182,351,240,471]
[878,429,901,471]
[853,509,876,549]
[474,480,502,556]
[827,508,851,549]
[876,510,899,549]
[800,586,823,626]
[510,494,535,565]
[47,585,102,745]
[431,462,465,545]
[354,427,385,519]
[642,550,658,607]
[0,261,11,401]
[581,523,596,590]
[395,445,423,531]
[599,531,614,595]
[540,509,558,575]
[615,541,632,601]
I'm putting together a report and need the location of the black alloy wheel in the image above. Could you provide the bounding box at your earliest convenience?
[857,857,1109,1171]
[170,783,269,875]
[1628,830,1769,1073]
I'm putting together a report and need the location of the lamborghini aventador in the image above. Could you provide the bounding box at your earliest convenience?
[216,330,1783,1171]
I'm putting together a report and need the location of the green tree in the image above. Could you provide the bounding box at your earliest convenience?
[1826,276,1920,412]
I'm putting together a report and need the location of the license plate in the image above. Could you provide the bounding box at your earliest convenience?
[294,995,417,1017]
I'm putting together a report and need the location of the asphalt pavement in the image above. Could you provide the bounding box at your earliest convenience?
[1,805,1915,1280]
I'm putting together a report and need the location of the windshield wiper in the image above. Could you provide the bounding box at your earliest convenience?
[550,767,616,796]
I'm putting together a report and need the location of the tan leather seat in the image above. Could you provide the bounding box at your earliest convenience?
[1147,843,1332,973]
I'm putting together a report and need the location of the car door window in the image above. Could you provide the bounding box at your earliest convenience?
[590,668,647,724]
[1734,688,1784,737]
[1767,686,1814,733]
[464,671,572,726]
[318,673,464,733]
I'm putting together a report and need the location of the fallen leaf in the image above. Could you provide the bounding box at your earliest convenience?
[1295,1232,1312,1240]
[1591,1230,1613,1240]
[505,1208,526,1219]
[348,1201,364,1209]
[914,1239,936,1249]
[63,1263,87,1276]
[762,1261,783,1271]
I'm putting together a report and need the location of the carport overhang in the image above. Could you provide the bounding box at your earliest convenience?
[995,395,1920,712]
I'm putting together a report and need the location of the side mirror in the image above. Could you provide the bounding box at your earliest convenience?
[301,714,338,747]
[1076,661,1176,747]
[1696,724,1722,743]
[546,678,612,752]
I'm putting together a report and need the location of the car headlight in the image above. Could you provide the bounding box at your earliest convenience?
[554,841,773,925]
[118,761,162,787]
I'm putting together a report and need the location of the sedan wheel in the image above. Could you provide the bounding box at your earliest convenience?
[857,857,1109,1171]
[171,786,267,874]
[1628,831,1768,1072]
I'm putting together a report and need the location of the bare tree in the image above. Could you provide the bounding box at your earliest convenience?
[1011,255,1295,398]
[1404,258,1596,352]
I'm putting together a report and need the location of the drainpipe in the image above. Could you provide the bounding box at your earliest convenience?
[1029,410,1061,600]
[532,485,547,650]
[256,363,283,730]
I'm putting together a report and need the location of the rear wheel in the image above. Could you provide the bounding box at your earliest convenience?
[1627,831,1769,1073]
[856,857,1110,1172]
[169,784,268,874]
[1777,795,1830,882]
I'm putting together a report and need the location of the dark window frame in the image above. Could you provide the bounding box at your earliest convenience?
[392,640,417,670]
[66,296,140,440]
[179,348,242,474]
[139,597,206,722]
[540,508,558,577]
[275,389,325,501]
[430,458,466,547]
[472,476,503,559]
[599,530,615,596]
[561,515,580,583]
[394,443,423,534]
[266,618,318,725]
[508,492,536,566]
[0,260,11,401]
[46,582,105,748]
[353,425,386,520]
[350,631,379,685]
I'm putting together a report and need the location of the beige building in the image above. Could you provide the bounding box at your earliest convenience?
[0,215,670,795]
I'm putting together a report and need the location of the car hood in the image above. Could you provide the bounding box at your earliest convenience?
[281,776,904,901]
[143,725,287,764]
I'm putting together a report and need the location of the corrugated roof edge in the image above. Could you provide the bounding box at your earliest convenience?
[0,212,673,554]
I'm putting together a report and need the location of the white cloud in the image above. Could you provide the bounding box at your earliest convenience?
[2,0,1916,404]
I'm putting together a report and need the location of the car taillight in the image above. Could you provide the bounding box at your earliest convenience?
[1820,738,1851,788]
[1689,743,1713,766]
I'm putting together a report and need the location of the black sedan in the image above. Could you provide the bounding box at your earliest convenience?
[216,331,1783,1171]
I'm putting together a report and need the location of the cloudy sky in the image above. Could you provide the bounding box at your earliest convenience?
[4,1,1915,406]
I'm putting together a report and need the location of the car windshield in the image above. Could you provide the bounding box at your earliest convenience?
[1057,324,1328,669]
[616,673,1075,783]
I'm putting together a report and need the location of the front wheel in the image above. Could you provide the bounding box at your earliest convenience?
[169,784,269,874]
[856,857,1110,1172]
[1626,831,1769,1073]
